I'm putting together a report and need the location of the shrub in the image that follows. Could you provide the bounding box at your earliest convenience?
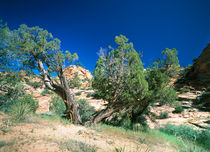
[173,105,184,113]
[89,91,101,99]
[41,88,53,96]
[180,87,190,93]
[156,112,169,119]
[9,102,31,121]
[26,81,42,89]
[76,99,95,123]
[75,92,82,96]
[18,94,39,113]
[159,124,210,149]
[49,96,66,116]
[172,101,184,113]
[86,93,93,98]
[58,139,97,152]
[86,87,93,90]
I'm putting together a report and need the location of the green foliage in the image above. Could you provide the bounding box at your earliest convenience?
[76,62,84,67]
[36,113,71,124]
[49,96,66,116]
[41,88,53,96]
[173,102,184,113]
[180,87,191,93]
[75,92,82,96]
[18,94,38,113]
[76,99,95,123]
[93,34,148,104]
[105,109,148,130]
[86,92,94,98]
[9,102,31,121]
[145,64,178,105]
[161,48,180,77]
[0,72,25,111]
[196,91,210,108]
[160,124,210,149]
[156,112,169,119]
[68,73,82,88]
[93,35,178,126]
[26,80,42,89]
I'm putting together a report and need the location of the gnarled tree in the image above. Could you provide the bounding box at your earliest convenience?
[8,24,81,124]
[90,35,177,124]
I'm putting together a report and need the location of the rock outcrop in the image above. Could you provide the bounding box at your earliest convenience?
[64,65,93,87]
[190,44,210,85]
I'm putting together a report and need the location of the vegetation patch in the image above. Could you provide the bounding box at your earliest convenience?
[159,123,210,150]
[41,88,54,96]
[58,139,97,152]
[156,112,169,119]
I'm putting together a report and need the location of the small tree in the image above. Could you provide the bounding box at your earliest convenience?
[91,35,149,123]
[8,24,81,124]
[160,48,180,77]
[91,35,178,124]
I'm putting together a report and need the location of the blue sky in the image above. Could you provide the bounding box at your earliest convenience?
[0,0,209,72]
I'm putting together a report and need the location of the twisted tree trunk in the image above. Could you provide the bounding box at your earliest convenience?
[36,58,81,124]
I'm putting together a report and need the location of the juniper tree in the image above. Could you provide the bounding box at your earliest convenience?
[7,24,81,124]
[91,35,177,124]
[160,48,180,77]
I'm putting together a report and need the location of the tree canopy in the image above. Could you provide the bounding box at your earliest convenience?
[91,35,178,124]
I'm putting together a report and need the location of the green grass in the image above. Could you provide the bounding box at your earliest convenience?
[159,123,210,150]
[92,124,208,152]
[35,113,71,124]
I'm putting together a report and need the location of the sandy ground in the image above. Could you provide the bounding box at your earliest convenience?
[0,112,177,152]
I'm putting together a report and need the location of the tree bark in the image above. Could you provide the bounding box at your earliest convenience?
[36,58,81,124]
[89,98,149,124]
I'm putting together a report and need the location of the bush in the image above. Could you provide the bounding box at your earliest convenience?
[49,96,66,116]
[75,92,82,96]
[9,102,31,121]
[76,99,95,123]
[173,105,184,113]
[26,81,42,89]
[156,112,169,119]
[18,94,39,113]
[180,87,190,93]
[160,124,210,149]
[86,87,93,90]
[41,88,53,96]
[86,93,93,98]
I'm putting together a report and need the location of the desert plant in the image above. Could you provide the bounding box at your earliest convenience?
[86,93,93,98]
[75,92,82,96]
[41,88,53,96]
[92,35,178,124]
[160,48,180,77]
[76,99,95,123]
[86,87,93,90]
[18,94,39,113]
[180,87,191,93]
[9,102,31,121]
[58,139,97,152]
[26,81,42,89]
[49,96,66,116]
[173,105,184,113]
[156,112,169,119]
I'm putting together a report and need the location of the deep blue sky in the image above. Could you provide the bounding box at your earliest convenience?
[0,0,209,72]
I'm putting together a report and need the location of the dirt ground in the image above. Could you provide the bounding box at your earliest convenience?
[0,112,178,152]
